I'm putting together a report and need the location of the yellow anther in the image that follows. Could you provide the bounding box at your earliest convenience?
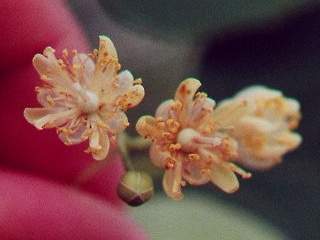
[171,101,182,111]
[46,95,55,106]
[165,157,176,170]
[133,78,142,85]
[166,118,180,133]
[188,153,200,161]
[62,49,68,57]
[169,143,181,152]
[162,132,174,140]
[195,92,207,99]
[156,121,165,128]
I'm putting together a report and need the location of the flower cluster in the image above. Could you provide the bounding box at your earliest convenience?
[24,36,144,160]
[23,35,302,201]
[136,79,301,200]
[216,86,302,170]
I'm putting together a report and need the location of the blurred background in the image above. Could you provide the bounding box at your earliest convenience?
[64,1,320,239]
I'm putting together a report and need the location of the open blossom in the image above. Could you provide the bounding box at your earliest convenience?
[24,36,144,160]
[216,86,302,169]
[136,78,251,200]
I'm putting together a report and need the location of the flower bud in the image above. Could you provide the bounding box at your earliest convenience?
[117,171,154,206]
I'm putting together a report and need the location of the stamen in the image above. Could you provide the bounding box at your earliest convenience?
[165,157,176,170]
[169,143,181,152]
[166,118,180,133]
[133,78,142,85]
[188,153,200,161]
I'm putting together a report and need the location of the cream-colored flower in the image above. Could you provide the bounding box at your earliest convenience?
[24,36,144,160]
[216,86,302,169]
[136,78,251,200]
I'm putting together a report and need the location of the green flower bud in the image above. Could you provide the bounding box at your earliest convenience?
[117,171,154,206]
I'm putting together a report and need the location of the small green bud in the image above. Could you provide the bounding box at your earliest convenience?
[117,171,154,207]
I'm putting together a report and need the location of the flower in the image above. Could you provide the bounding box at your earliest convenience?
[216,86,302,169]
[136,78,251,200]
[24,36,145,160]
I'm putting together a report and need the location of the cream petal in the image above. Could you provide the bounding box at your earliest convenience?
[149,143,170,168]
[120,84,145,110]
[236,119,302,170]
[72,53,95,87]
[89,128,110,161]
[92,36,119,93]
[283,98,301,129]
[237,146,282,170]
[155,100,175,120]
[182,159,210,186]
[174,78,201,125]
[162,160,183,200]
[104,111,129,134]
[235,85,282,101]
[238,116,275,135]
[214,99,251,129]
[117,70,134,92]
[58,117,88,145]
[98,35,118,59]
[33,48,74,90]
[209,163,239,193]
[136,116,162,140]
[245,133,300,164]
[175,78,201,104]
[24,108,78,130]
[286,98,300,113]
[276,131,302,150]
[36,87,76,108]
[188,97,215,128]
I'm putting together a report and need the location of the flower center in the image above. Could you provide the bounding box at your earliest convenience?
[177,128,223,153]
[82,90,99,113]
[73,83,99,114]
[176,128,200,153]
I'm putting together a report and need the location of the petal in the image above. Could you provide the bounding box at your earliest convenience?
[149,143,170,168]
[189,97,216,129]
[89,128,110,161]
[118,84,145,110]
[235,85,282,100]
[97,35,118,59]
[236,147,281,170]
[36,87,76,108]
[155,100,175,120]
[24,107,78,129]
[209,163,239,193]
[276,131,302,150]
[235,116,302,169]
[117,70,134,92]
[33,48,74,90]
[283,98,301,129]
[136,116,162,141]
[213,99,251,129]
[182,159,210,186]
[174,78,201,105]
[58,117,88,145]
[104,111,129,135]
[91,36,119,93]
[162,160,183,200]
[72,53,95,87]
[174,78,201,125]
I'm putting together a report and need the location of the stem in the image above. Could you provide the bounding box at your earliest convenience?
[117,133,135,171]
[126,134,151,150]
